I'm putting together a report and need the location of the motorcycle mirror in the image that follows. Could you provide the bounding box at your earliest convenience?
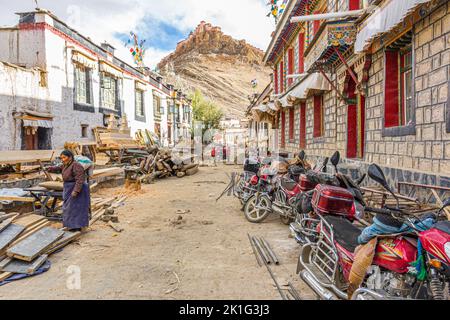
[298,150,306,161]
[442,198,450,210]
[368,164,388,186]
[368,164,397,198]
[321,157,329,173]
[331,151,340,167]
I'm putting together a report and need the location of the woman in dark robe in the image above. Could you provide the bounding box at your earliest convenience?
[47,150,90,232]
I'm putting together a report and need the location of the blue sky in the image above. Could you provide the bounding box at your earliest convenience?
[0,0,276,68]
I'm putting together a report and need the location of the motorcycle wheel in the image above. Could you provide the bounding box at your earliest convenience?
[244,195,271,223]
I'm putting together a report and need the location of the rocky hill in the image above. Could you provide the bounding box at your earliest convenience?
[158,21,271,119]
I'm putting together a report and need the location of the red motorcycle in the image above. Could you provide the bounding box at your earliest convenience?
[290,151,366,244]
[297,164,450,300]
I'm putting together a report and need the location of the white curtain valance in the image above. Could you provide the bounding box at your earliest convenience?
[99,62,123,78]
[72,51,97,69]
[255,104,269,113]
[23,119,53,128]
[355,0,431,53]
[278,73,331,107]
[288,72,331,100]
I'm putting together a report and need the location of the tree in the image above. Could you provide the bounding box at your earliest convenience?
[189,90,223,137]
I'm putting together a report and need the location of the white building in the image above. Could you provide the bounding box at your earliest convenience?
[0,9,192,151]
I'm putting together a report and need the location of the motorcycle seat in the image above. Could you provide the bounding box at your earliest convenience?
[281,179,298,191]
[434,221,450,234]
[323,216,362,253]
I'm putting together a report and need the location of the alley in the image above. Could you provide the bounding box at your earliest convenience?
[0,165,314,300]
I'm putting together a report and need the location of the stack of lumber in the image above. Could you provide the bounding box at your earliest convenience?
[0,214,81,281]
[0,150,60,183]
[138,147,199,184]
[94,127,140,151]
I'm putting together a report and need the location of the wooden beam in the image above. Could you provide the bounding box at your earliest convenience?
[0,150,61,165]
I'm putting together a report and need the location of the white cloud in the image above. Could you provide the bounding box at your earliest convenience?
[0,0,276,68]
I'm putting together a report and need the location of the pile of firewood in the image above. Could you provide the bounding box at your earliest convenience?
[138,147,199,184]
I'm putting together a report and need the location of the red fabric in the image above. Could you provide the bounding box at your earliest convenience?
[288,48,294,87]
[385,50,400,128]
[400,52,406,126]
[298,33,305,74]
[349,0,360,10]
[289,107,295,141]
[347,104,357,158]
[313,11,321,36]
[313,96,323,138]
[274,65,279,94]
[280,61,284,93]
[360,95,366,158]
[299,102,306,148]
[281,111,286,148]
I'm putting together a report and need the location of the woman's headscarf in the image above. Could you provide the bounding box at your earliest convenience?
[61,149,75,160]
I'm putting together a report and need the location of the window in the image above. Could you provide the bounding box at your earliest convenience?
[135,89,145,119]
[280,61,285,93]
[313,12,321,36]
[298,33,305,74]
[74,64,92,105]
[101,73,118,110]
[384,32,413,129]
[281,110,286,148]
[313,95,324,138]
[349,0,360,10]
[299,102,306,148]
[287,48,294,87]
[81,125,88,138]
[289,107,295,141]
[153,95,161,116]
[274,65,279,94]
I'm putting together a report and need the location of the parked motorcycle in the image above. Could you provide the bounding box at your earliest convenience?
[244,152,319,225]
[218,157,272,207]
[297,163,450,300]
[290,151,367,244]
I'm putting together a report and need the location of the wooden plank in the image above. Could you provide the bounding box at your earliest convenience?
[14,214,46,229]
[431,189,450,221]
[0,196,36,203]
[1,254,48,274]
[0,150,60,165]
[10,220,51,247]
[0,216,18,233]
[0,272,13,282]
[46,231,81,255]
[7,227,64,262]
[0,224,26,252]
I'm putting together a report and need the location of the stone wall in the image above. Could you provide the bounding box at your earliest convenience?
[364,1,450,175]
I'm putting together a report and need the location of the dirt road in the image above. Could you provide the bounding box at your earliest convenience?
[0,165,315,300]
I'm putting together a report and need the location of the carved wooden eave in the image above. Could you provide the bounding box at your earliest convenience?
[304,20,357,72]
[337,53,372,97]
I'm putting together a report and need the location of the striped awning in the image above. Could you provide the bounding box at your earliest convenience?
[99,61,123,78]
[23,119,53,128]
[355,0,431,53]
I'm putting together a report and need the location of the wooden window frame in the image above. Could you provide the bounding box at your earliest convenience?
[135,88,146,122]
[382,33,416,137]
[73,64,94,113]
[299,102,307,149]
[298,33,305,74]
[313,95,324,138]
[287,48,294,87]
[289,107,295,142]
